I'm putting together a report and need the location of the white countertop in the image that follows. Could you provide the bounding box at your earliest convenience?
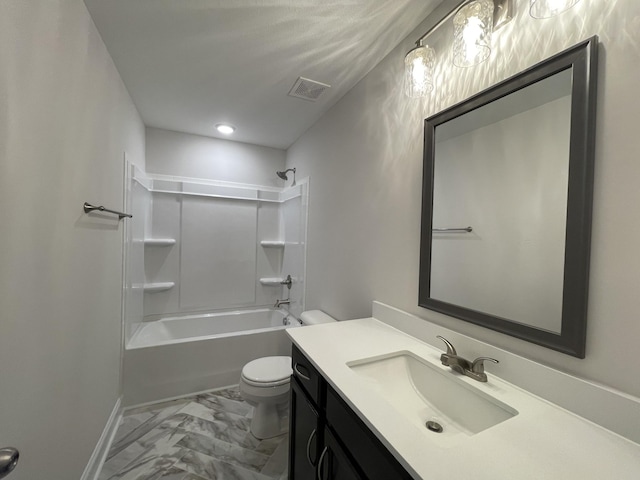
[287,318,640,480]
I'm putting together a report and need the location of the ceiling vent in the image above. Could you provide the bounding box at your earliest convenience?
[288,77,331,102]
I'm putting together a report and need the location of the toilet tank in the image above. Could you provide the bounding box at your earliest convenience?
[299,310,337,325]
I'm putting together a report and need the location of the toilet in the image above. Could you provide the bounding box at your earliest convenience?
[239,310,336,439]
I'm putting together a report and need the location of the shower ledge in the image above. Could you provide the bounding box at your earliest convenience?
[144,238,176,247]
[143,282,175,293]
[260,240,285,248]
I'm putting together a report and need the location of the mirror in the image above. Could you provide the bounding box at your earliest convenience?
[419,37,598,358]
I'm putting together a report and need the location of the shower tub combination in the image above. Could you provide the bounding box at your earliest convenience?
[123,308,298,406]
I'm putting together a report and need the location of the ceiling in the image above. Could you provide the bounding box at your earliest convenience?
[84,0,443,149]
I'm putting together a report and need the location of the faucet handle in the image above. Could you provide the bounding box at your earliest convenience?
[436,336,457,356]
[471,357,499,374]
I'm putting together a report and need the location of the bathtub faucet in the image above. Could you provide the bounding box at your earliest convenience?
[274,298,290,308]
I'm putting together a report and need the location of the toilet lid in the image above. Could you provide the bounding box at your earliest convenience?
[242,356,292,384]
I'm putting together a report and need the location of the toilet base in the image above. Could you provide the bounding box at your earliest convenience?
[249,401,289,439]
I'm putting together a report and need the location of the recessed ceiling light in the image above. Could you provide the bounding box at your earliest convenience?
[216,123,235,135]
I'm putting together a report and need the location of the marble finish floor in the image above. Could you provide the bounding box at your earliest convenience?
[99,387,288,480]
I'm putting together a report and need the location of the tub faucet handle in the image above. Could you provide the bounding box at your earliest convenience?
[280,275,292,290]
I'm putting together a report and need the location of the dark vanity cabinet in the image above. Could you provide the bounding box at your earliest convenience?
[289,345,413,480]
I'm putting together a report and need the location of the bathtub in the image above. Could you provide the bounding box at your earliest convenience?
[123,308,298,406]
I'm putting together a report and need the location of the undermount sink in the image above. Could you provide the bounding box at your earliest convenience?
[348,351,518,443]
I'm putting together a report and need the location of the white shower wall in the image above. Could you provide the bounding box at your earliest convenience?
[124,165,152,341]
[124,173,308,340]
[281,182,309,319]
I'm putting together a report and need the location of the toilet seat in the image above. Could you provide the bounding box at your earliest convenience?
[241,356,292,387]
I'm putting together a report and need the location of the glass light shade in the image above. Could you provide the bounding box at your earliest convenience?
[404,44,435,97]
[530,0,582,18]
[453,0,494,68]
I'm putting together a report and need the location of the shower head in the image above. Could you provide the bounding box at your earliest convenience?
[276,168,296,183]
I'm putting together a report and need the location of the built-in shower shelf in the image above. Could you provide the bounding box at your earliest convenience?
[259,277,285,286]
[143,282,175,293]
[260,241,285,248]
[144,238,176,247]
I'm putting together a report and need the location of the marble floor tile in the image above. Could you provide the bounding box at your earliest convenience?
[106,446,186,480]
[99,442,147,480]
[254,435,286,457]
[259,435,288,478]
[147,466,209,480]
[209,387,245,403]
[109,404,187,459]
[114,412,156,445]
[174,449,273,480]
[177,431,270,472]
[178,402,252,429]
[173,412,260,452]
[195,393,253,417]
[99,386,288,480]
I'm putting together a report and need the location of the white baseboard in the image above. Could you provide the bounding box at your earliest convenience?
[80,397,123,480]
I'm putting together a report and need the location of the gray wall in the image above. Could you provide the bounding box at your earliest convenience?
[146,127,285,186]
[431,96,570,333]
[0,1,145,478]
[287,0,640,399]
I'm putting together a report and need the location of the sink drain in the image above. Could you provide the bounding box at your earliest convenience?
[425,420,443,433]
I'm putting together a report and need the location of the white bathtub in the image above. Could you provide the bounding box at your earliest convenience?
[128,308,295,348]
[123,308,298,406]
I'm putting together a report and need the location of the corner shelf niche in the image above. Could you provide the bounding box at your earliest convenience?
[144,238,176,247]
[143,282,175,293]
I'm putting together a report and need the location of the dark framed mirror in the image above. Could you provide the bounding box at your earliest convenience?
[419,37,598,358]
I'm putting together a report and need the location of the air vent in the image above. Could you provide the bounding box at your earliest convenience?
[288,77,331,102]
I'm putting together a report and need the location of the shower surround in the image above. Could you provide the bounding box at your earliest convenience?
[122,165,308,405]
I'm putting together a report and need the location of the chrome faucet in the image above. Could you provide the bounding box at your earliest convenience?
[436,336,499,382]
[274,298,290,308]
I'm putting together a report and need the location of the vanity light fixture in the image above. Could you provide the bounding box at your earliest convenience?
[404,42,436,97]
[453,0,494,68]
[404,0,512,96]
[530,0,583,18]
[215,123,236,135]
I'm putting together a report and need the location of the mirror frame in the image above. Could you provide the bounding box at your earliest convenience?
[419,36,598,358]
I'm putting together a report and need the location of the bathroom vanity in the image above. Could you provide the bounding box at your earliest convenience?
[289,344,412,479]
[286,314,640,479]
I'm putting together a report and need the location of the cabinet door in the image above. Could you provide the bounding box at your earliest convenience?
[289,377,321,480]
[317,427,364,480]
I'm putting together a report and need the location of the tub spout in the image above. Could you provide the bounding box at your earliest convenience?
[274,299,290,308]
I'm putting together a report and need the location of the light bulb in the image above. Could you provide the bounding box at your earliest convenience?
[453,0,494,68]
[404,44,435,97]
[215,124,236,135]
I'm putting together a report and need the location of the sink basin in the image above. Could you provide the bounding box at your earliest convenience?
[348,351,518,443]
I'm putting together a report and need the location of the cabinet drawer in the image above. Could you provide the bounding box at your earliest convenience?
[292,344,323,407]
[326,386,413,480]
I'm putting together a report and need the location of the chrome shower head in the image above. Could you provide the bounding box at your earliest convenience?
[276,168,296,183]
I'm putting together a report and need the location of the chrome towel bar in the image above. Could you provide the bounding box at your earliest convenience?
[432,226,472,233]
[83,202,132,219]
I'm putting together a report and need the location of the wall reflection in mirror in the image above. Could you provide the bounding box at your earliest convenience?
[431,69,572,334]
[419,37,598,357]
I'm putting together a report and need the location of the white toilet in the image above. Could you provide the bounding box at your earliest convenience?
[239,310,336,439]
